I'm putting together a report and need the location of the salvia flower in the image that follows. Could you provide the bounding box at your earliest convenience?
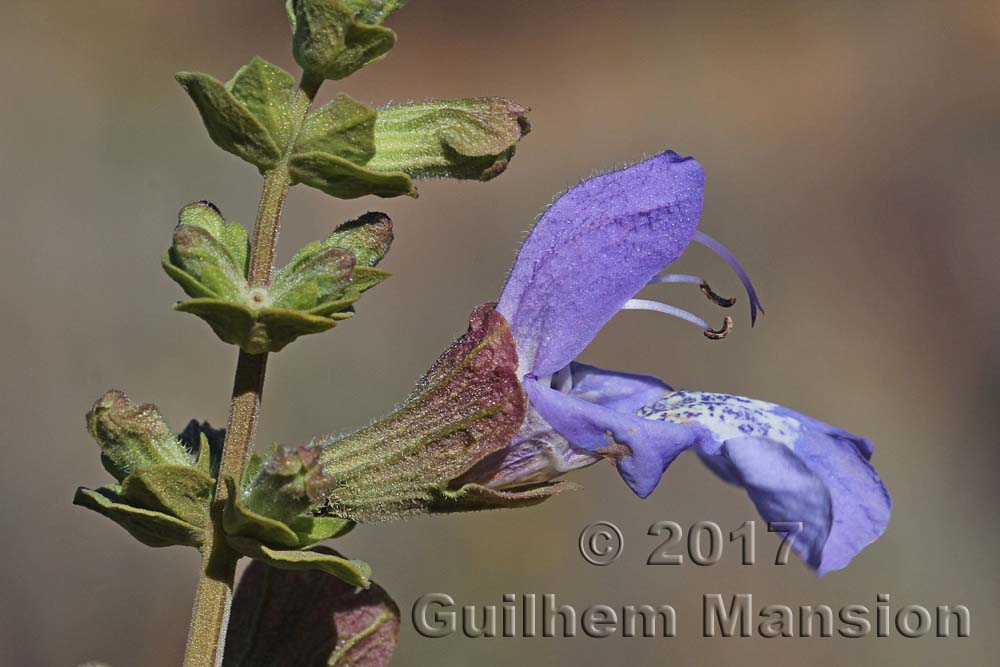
[314,151,890,575]
[484,151,889,574]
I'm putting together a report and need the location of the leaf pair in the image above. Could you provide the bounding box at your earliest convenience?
[163,202,391,354]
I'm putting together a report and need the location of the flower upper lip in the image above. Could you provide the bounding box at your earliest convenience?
[497,150,764,379]
[497,150,706,377]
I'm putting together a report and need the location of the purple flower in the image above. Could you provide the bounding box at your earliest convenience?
[469,151,890,574]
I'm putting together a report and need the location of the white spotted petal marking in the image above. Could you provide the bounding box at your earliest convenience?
[636,391,802,450]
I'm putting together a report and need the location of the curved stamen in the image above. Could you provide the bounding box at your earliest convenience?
[693,231,764,325]
[703,316,734,340]
[647,274,737,308]
[700,283,737,308]
[622,299,732,341]
[647,273,704,286]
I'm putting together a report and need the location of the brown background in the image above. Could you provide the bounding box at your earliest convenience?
[2,1,998,665]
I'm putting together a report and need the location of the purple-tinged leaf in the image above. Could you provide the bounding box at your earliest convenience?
[225,549,399,667]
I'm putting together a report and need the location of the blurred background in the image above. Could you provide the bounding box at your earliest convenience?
[2,0,998,664]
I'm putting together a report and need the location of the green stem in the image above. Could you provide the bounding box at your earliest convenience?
[182,80,320,667]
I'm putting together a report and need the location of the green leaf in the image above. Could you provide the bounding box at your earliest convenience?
[227,57,297,150]
[227,537,372,588]
[319,211,393,268]
[289,151,415,199]
[340,0,409,25]
[74,486,204,548]
[288,516,356,544]
[86,391,193,482]
[368,98,531,180]
[286,0,408,31]
[289,0,397,81]
[176,72,282,171]
[225,551,399,667]
[348,267,390,294]
[168,225,249,302]
[223,476,303,549]
[173,298,259,349]
[270,246,356,312]
[163,254,217,301]
[294,93,377,164]
[178,201,250,276]
[268,213,392,313]
[120,465,213,528]
[173,297,350,354]
[256,307,343,351]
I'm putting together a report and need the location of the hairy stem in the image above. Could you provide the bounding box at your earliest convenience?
[182,80,320,667]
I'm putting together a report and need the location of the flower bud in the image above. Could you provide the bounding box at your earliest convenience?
[86,390,192,481]
[76,391,217,549]
[287,0,401,81]
[245,445,336,522]
[368,99,531,181]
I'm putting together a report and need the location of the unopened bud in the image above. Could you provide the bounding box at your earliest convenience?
[86,391,192,481]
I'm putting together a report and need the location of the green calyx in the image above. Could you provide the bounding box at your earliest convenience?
[163,202,393,353]
[286,0,406,82]
[369,98,532,181]
[74,391,221,548]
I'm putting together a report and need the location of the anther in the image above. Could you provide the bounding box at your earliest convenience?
[703,316,734,340]
[699,281,736,308]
